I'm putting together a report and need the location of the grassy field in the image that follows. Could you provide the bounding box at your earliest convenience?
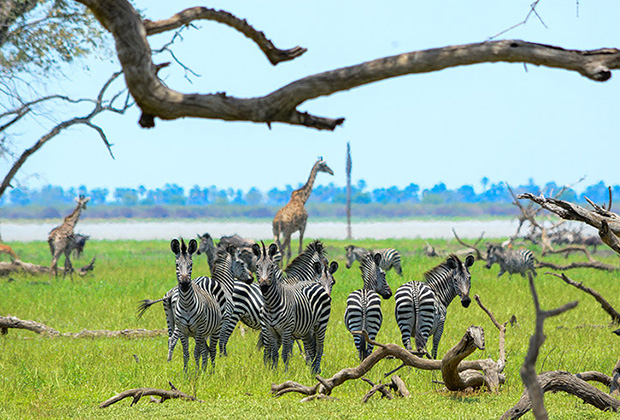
[1,238,619,419]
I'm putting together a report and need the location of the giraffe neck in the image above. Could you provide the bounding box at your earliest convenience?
[63,205,83,230]
[293,162,320,204]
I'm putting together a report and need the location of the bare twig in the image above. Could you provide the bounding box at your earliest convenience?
[100,383,201,408]
[452,229,485,261]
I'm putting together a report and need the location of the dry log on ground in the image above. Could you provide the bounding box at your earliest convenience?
[547,272,620,325]
[536,260,619,272]
[501,371,620,419]
[0,315,165,338]
[388,375,410,397]
[100,382,201,408]
[360,377,393,403]
[271,327,504,400]
[0,258,96,277]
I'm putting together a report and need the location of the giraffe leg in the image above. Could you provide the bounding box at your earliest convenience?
[63,250,74,279]
[298,221,307,255]
[50,249,63,277]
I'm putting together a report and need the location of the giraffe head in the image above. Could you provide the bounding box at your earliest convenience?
[316,157,334,176]
[171,238,197,292]
[76,195,90,210]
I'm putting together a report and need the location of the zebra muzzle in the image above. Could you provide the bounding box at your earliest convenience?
[461,295,471,308]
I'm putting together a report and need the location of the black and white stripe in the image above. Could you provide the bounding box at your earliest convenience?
[168,238,221,370]
[344,253,392,360]
[254,242,332,374]
[345,245,403,276]
[485,244,537,278]
[394,254,474,359]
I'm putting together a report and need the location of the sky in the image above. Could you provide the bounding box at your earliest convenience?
[4,0,620,195]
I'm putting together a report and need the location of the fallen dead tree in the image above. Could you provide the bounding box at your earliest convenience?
[272,294,511,401]
[0,315,165,338]
[0,257,96,277]
[100,381,201,408]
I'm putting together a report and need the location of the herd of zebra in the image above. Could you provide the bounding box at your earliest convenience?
[138,235,537,373]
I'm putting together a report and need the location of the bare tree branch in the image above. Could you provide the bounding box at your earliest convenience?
[546,272,620,325]
[75,0,620,130]
[142,7,307,65]
[0,72,129,198]
[100,382,201,408]
[519,272,578,420]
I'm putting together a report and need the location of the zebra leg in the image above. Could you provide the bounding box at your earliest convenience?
[281,331,294,371]
[194,336,204,369]
[209,325,221,367]
[219,309,241,356]
[168,328,180,362]
[301,335,316,366]
[431,321,446,360]
[395,302,414,351]
[311,326,327,374]
[180,334,190,371]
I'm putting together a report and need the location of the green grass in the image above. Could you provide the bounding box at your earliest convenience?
[1,238,619,419]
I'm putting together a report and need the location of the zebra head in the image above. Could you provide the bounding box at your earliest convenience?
[171,238,197,292]
[252,241,279,292]
[446,254,474,308]
[485,244,503,269]
[196,232,215,256]
[361,253,392,299]
[313,260,339,296]
[344,245,356,269]
[229,245,254,284]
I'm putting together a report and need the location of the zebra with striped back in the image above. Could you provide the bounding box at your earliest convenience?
[253,242,332,374]
[485,243,537,278]
[344,252,392,361]
[394,254,474,359]
[169,238,221,370]
[345,245,403,276]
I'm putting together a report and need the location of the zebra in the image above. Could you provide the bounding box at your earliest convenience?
[253,241,332,374]
[138,243,249,358]
[345,245,403,276]
[394,254,474,359]
[236,239,337,354]
[344,252,392,361]
[169,238,221,370]
[485,243,537,278]
[197,232,282,273]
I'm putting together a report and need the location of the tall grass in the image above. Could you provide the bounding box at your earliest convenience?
[1,238,619,419]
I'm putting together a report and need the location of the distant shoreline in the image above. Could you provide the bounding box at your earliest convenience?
[0,219,594,242]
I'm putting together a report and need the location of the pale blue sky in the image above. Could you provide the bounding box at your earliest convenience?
[5,0,620,194]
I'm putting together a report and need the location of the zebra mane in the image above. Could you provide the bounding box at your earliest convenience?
[284,240,326,278]
[359,253,379,286]
[423,254,463,282]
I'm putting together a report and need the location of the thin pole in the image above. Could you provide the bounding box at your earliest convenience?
[346,142,352,240]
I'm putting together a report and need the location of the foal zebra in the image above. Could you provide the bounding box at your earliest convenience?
[344,253,392,361]
[169,238,221,370]
[394,254,474,359]
[254,242,332,374]
[345,245,403,276]
[485,243,537,278]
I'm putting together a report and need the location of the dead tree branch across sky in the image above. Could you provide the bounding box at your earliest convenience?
[76,0,620,130]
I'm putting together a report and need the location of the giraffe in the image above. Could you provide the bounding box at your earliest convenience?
[272,158,333,265]
[48,195,90,277]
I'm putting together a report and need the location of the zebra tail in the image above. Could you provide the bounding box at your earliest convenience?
[136,297,164,319]
[412,288,425,352]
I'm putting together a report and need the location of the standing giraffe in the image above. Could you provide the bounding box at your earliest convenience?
[48,195,90,277]
[272,158,333,264]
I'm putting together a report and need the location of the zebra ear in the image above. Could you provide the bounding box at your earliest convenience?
[329,261,339,274]
[446,256,457,270]
[373,253,382,266]
[252,243,261,258]
[313,261,322,275]
[170,239,180,255]
[268,243,278,257]
[465,254,475,268]
[188,239,198,255]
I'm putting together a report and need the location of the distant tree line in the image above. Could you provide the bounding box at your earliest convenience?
[1,179,617,220]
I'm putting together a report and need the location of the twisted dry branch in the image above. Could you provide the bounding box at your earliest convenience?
[100,382,201,408]
[77,0,620,130]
